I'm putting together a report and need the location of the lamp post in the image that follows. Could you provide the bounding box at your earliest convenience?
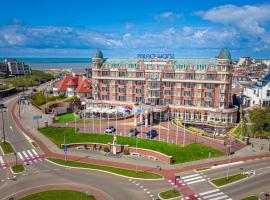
[167,109,170,143]
[183,120,186,147]
[226,144,232,179]
[14,152,17,165]
[159,109,161,141]
[0,108,7,142]
[64,122,68,162]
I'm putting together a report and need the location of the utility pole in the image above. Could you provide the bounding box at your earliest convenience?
[183,121,186,147]
[226,144,232,179]
[1,109,6,143]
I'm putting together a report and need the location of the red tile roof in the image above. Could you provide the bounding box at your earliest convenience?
[55,74,92,93]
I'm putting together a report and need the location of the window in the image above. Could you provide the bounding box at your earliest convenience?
[267,90,270,97]
[176,83,181,88]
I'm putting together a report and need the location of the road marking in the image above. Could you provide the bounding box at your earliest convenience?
[182,174,201,179]
[31,149,39,157]
[27,150,34,158]
[22,151,29,159]
[208,195,228,200]
[184,175,204,182]
[199,189,220,196]
[17,152,24,160]
[204,192,224,199]
[187,179,206,185]
[0,156,4,165]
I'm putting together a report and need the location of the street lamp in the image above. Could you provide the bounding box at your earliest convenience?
[0,108,7,143]
[226,144,232,179]
[64,122,68,162]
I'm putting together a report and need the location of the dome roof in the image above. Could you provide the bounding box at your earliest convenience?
[218,48,231,60]
[93,49,103,59]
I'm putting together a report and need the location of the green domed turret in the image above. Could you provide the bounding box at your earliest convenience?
[218,48,231,60]
[93,49,103,59]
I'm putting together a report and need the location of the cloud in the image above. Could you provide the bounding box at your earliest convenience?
[195,4,270,35]
[153,12,183,21]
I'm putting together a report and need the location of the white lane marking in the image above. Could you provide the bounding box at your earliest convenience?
[184,176,204,182]
[211,161,244,169]
[199,189,220,196]
[0,156,4,165]
[27,150,34,158]
[31,149,39,157]
[203,192,224,199]
[17,152,24,160]
[182,174,200,179]
[187,179,206,185]
[208,195,228,200]
[22,151,29,159]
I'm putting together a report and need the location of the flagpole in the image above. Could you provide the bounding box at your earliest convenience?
[167,109,170,143]
[176,114,179,145]
[99,111,102,133]
[159,110,161,141]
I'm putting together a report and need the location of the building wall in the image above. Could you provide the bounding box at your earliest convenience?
[91,57,238,125]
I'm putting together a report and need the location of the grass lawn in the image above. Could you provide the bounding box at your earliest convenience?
[241,196,258,200]
[11,164,25,173]
[48,158,162,179]
[0,141,15,154]
[19,190,95,200]
[159,190,181,199]
[39,127,224,164]
[212,173,247,187]
[31,141,38,148]
[54,113,101,124]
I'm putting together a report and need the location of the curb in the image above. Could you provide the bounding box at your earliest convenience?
[10,165,25,175]
[45,158,164,181]
[157,191,182,200]
[210,174,250,188]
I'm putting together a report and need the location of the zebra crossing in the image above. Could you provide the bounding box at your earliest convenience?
[0,155,7,170]
[199,189,232,200]
[180,173,207,185]
[17,149,43,165]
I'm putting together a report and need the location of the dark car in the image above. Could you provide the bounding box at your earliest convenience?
[129,128,138,137]
[105,126,116,134]
[146,129,158,139]
[0,104,7,109]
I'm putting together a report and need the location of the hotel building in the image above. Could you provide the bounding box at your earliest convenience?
[91,48,238,133]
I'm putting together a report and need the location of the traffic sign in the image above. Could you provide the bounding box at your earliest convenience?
[64,146,68,153]
[33,115,42,120]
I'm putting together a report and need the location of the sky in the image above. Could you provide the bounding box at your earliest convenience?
[0,0,270,59]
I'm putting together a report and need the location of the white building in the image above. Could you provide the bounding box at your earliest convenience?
[241,73,270,107]
[0,59,31,76]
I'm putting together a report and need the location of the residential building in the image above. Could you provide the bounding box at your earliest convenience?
[90,48,238,132]
[0,59,31,76]
[53,73,92,98]
[241,73,270,107]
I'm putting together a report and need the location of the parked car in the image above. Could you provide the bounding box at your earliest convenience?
[0,104,7,109]
[105,126,116,134]
[129,128,138,137]
[137,121,145,126]
[146,129,158,139]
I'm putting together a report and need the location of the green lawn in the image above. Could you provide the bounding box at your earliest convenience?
[0,141,15,154]
[159,190,181,199]
[19,190,95,200]
[48,158,162,179]
[241,196,258,200]
[39,127,224,164]
[212,173,247,186]
[11,164,25,173]
[54,113,101,124]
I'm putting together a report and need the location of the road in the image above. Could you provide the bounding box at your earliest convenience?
[0,92,173,200]
[0,160,172,200]
[175,158,270,200]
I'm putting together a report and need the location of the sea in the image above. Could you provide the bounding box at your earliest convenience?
[0,58,92,72]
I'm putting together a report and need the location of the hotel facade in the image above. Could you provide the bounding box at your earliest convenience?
[91,48,238,133]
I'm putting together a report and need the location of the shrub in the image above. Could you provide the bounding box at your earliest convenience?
[31,92,46,106]
[103,146,110,152]
[123,149,130,155]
